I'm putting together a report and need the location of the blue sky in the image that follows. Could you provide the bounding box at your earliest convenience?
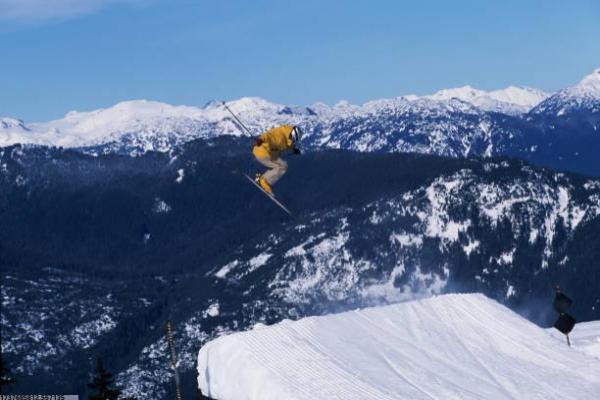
[1,0,599,121]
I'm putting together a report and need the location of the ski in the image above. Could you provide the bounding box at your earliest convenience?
[244,174,292,215]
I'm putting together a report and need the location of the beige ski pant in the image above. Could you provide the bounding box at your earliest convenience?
[255,156,288,185]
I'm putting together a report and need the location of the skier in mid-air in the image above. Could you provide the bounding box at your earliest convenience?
[253,125,303,195]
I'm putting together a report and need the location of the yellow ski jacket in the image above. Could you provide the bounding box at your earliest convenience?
[253,125,295,159]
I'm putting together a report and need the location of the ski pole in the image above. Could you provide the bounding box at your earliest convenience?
[221,101,254,137]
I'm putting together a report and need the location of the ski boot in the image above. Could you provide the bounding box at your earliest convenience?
[255,173,273,195]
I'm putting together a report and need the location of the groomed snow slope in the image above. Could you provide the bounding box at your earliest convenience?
[197,293,600,400]
[547,321,600,360]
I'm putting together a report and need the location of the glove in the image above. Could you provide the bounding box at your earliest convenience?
[293,147,301,155]
[254,137,264,147]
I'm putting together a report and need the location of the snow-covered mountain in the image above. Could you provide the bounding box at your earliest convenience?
[1,70,599,398]
[3,138,600,398]
[531,68,600,116]
[118,151,600,398]
[197,294,600,400]
[310,96,493,155]
[3,70,599,175]
[0,118,31,145]
[0,98,316,154]
[200,159,600,313]
[427,85,548,114]
[0,80,549,151]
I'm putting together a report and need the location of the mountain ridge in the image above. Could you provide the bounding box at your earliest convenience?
[0,76,566,148]
[2,137,600,398]
[2,69,599,176]
[531,68,600,116]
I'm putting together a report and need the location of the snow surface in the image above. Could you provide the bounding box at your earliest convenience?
[563,68,600,98]
[531,68,600,115]
[0,100,206,148]
[0,81,551,149]
[427,85,548,114]
[197,293,600,400]
[0,97,312,149]
[547,321,600,360]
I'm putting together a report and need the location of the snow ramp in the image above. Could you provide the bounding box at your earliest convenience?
[197,293,600,399]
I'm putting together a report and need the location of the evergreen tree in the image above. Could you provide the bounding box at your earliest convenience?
[87,357,121,400]
[0,353,17,394]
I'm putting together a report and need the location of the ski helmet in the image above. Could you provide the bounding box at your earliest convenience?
[291,126,303,142]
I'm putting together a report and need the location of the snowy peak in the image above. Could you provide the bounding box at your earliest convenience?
[201,96,318,139]
[55,99,205,130]
[0,97,313,151]
[567,68,600,97]
[578,68,600,90]
[488,86,548,107]
[207,97,281,116]
[26,100,211,149]
[531,68,600,116]
[427,85,548,114]
[0,118,32,147]
[204,97,315,120]
[2,70,597,154]
[1,117,28,130]
[428,85,487,102]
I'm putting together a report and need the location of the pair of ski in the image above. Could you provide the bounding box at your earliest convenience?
[244,174,292,215]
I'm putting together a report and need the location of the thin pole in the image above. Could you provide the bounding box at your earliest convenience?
[566,334,571,347]
[167,320,183,400]
[221,101,254,137]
